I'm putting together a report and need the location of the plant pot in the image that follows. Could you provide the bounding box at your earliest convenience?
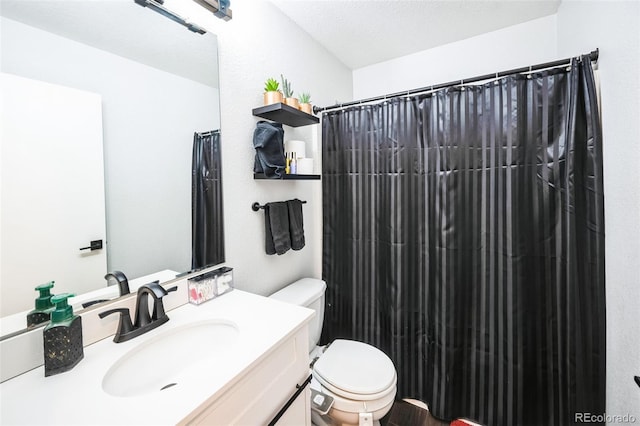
[284,97,299,109]
[300,103,313,115]
[264,91,283,105]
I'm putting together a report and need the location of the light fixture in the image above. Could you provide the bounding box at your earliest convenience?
[134,0,205,34]
[192,0,231,21]
[134,0,231,35]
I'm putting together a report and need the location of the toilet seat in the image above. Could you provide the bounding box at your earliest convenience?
[313,339,397,402]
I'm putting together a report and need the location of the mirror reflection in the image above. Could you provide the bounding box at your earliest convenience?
[0,0,223,336]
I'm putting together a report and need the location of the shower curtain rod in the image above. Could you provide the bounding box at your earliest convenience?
[313,49,599,114]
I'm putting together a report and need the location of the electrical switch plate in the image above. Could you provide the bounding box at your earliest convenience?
[310,389,333,415]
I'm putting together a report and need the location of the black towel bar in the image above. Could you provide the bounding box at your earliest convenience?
[252,200,307,211]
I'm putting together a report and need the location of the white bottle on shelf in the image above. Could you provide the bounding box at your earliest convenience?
[290,151,297,174]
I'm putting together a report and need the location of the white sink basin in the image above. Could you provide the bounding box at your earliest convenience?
[102,319,239,398]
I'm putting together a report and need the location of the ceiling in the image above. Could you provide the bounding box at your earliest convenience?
[270,0,561,69]
[0,0,219,87]
[1,0,561,81]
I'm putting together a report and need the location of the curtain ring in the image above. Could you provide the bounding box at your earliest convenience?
[527,65,532,79]
[494,72,499,86]
[460,79,465,91]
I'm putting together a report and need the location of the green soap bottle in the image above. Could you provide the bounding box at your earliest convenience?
[43,293,84,377]
[26,281,55,327]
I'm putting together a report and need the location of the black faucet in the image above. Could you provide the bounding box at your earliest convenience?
[99,281,177,343]
[133,281,172,327]
[81,271,131,309]
[104,270,131,296]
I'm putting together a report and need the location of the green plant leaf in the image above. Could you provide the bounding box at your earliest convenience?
[298,92,311,104]
[264,78,280,92]
[280,74,293,97]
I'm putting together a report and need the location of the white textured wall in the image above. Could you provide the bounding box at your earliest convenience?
[214,1,352,296]
[556,1,640,421]
[353,15,557,99]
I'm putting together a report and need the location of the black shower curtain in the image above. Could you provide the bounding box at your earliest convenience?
[192,130,225,269]
[321,56,605,426]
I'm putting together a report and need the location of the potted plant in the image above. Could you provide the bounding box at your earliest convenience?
[281,74,299,109]
[263,77,283,105]
[298,92,313,114]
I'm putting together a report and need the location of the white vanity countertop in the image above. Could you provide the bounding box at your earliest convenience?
[0,290,314,425]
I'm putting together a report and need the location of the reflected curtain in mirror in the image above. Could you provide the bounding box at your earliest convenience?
[192,130,225,269]
[321,57,605,425]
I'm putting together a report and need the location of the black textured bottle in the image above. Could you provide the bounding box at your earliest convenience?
[43,293,84,377]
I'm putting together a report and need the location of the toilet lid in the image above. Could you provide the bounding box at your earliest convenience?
[313,340,396,397]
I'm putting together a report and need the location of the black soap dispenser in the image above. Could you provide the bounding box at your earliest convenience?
[43,293,84,377]
[26,281,55,327]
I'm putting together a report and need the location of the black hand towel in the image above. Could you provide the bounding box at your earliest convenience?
[264,202,291,255]
[287,199,305,251]
[253,121,285,178]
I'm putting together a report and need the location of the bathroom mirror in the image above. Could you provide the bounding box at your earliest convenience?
[0,0,223,337]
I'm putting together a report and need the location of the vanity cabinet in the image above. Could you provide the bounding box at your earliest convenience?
[0,290,314,426]
[180,325,311,425]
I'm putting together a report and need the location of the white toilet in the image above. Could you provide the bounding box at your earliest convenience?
[270,278,397,426]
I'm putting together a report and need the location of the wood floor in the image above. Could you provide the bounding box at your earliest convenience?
[381,400,449,426]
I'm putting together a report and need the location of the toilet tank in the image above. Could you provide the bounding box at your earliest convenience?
[269,278,326,352]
